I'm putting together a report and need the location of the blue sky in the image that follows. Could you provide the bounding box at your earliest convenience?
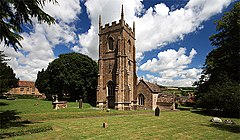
[1,0,237,87]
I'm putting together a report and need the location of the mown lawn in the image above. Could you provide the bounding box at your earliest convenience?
[0,99,239,139]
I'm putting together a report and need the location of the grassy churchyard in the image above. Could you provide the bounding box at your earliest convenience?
[0,99,239,139]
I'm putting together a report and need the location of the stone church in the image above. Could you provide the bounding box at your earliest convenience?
[97,6,175,110]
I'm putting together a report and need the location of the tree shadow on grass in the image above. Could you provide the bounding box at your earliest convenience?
[0,102,9,106]
[191,109,239,118]
[0,110,33,129]
[194,109,240,133]
[209,123,240,133]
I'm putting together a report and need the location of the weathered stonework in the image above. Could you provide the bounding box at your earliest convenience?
[97,6,175,111]
[97,5,137,110]
[137,79,175,110]
[137,80,156,110]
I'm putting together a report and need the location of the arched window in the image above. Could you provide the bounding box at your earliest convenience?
[107,81,114,96]
[138,94,145,105]
[107,81,115,109]
[108,37,114,50]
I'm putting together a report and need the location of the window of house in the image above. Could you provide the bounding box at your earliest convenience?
[27,88,30,92]
[20,88,24,92]
[32,88,35,92]
[138,94,145,105]
[108,37,114,50]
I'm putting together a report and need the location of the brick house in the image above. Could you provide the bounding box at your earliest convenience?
[9,81,41,95]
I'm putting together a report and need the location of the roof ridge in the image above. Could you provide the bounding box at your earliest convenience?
[140,79,161,93]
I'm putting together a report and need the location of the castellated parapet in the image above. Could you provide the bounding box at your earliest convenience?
[99,20,135,39]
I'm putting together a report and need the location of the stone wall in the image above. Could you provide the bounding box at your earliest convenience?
[136,81,153,110]
[152,94,158,110]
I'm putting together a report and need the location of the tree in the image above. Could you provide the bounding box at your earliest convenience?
[35,68,51,98]
[194,3,240,117]
[35,53,98,106]
[0,0,57,50]
[0,51,18,94]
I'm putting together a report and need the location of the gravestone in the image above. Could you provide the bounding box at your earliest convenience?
[52,101,67,110]
[155,106,160,116]
[52,94,67,110]
[103,122,108,128]
[79,99,83,109]
[224,119,235,124]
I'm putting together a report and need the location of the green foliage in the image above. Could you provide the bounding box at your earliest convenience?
[35,68,50,98]
[0,0,57,50]
[198,74,240,116]
[35,52,98,105]
[195,3,240,117]
[0,51,18,94]
[206,2,240,83]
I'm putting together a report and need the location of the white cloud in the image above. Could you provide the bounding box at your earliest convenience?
[185,0,231,21]
[145,73,197,87]
[140,48,196,72]
[78,25,98,60]
[43,0,81,23]
[145,67,202,87]
[0,0,81,81]
[139,48,201,87]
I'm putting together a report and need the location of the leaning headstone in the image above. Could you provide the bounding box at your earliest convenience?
[155,106,160,116]
[210,117,222,123]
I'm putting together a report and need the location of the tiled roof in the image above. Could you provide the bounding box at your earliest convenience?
[157,93,174,103]
[18,81,35,88]
[139,79,161,93]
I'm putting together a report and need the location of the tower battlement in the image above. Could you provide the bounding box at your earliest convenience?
[99,20,135,38]
[99,5,135,38]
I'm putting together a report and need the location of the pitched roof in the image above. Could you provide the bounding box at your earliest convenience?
[18,81,35,88]
[139,79,161,93]
[157,93,174,103]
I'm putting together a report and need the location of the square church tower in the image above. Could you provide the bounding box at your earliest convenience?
[97,5,138,110]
